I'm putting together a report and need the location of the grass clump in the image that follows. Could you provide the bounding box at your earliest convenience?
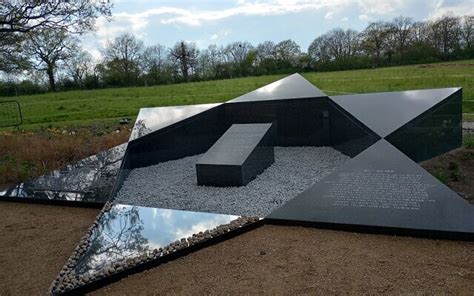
[432,169,449,184]
[464,134,474,149]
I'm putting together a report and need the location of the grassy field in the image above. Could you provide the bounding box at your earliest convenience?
[1,59,473,130]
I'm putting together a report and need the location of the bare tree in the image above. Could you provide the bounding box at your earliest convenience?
[169,41,199,81]
[308,29,359,63]
[141,44,167,85]
[460,15,474,49]
[390,16,413,59]
[0,1,111,73]
[66,50,93,88]
[430,15,461,54]
[0,32,29,72]
[0,1,112,34]
[24,29,77,91]
[224,42,254,64]
[410,21,431,44]
[255,41,276,63]
[103,33,144,85]
[274,39,301,63]
[361,21,391,63]
[197,44,225,79]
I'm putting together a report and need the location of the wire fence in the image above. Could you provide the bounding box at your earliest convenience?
[0,100,22,127]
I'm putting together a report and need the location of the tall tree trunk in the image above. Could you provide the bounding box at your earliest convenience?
[47,63,56,92]
[181,42,189,82]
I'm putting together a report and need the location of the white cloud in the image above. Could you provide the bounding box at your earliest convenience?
[210,29,231,40]
[429,0,474,19]
[324,11,334,20]
[112,1,388,27]
[359,14,372,21]
[86,0,473,51]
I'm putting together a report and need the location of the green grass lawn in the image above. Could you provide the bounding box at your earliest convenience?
[2,59,473,130]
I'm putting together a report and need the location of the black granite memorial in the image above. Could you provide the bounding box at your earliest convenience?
[267,139,474,240]
[196,123,275,186]
[1,73,465,295]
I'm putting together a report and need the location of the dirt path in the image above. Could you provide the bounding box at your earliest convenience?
[0,203,472,295]
[0,202,100,295]
[93,225,474,295]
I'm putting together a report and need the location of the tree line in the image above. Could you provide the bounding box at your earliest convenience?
[0,2,473,96]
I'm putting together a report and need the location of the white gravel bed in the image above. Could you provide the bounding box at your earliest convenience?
[115,147,350,217]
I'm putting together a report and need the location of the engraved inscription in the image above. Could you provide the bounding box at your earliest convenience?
[328,170,435,210]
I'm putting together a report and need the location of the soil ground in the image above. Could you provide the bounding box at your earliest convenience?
[0,202,100,295]
[421,147,474,204]
[92,225,474,295]
[0,201,473,295]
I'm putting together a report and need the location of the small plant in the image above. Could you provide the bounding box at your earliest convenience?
[432,169,449,184]
[464,134,474,149]
[446,161,463,182]
[449,170,463,181]
[448,161,459,171]
[461,151,473,160]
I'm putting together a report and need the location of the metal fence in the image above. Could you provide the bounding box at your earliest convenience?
[0,100,23,127]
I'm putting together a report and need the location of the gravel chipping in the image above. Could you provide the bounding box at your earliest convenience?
[115,147,350,217]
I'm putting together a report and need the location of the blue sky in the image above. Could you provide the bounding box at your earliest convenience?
[82,0,474,59]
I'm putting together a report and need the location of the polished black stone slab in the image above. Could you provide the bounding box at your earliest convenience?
[0,144,126,205]
[227,73,326,103]
[267,140,474,240]
[50,203,261,294]
[196,123,275,186]
[125,105,227,170]
[130,103,221,141]
[223,97,379,154]
[386,89,462,162]
[330,88,461,138]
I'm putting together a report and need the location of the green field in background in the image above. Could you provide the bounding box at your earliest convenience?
[1,59,473,130]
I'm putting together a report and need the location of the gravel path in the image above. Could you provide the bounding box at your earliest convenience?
[115,147,349,217]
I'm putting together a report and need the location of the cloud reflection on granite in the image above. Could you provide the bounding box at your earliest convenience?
[0,143,127,204]
[73,204,239,277]
[130,103,221,141]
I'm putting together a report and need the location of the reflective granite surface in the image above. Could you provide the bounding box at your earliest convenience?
[227,73,326,103]
[268,140,474,239]
[196,123,275,186]
[73,204,239,278]
[0,144,126,204]
[386,90,462,162]
[130,103,221,141]
[330,88,461,138]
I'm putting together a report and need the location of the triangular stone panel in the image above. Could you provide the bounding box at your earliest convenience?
[267,139,474,239]
[227,73,326,103]
[386,89,462,162]
[130,103,222,141]
[330,88,461,138]
[50,203,259,294]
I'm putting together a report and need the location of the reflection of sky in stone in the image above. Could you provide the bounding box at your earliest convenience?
[332,88,460,137]
[228,74,325,103]
[255,79,283,95]
[130,103,221,140]
[75,204,238,276]
[139,206,238,247]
